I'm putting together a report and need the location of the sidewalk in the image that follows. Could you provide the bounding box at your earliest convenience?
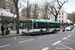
[0,29,22,38]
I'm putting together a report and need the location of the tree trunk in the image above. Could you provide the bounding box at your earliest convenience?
[16,2,19,34]
[1,13,4,25]
[27,0,29,19]
[17,7,19,34]
[13,0,19,34]
[35,5,36,19]
[55,16,57,21]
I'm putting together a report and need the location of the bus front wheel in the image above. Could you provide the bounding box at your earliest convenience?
[40,30,43,35]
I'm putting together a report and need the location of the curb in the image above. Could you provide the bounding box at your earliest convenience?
[0,34,22,38]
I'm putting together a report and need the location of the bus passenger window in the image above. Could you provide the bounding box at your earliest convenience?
[34,23,38,29]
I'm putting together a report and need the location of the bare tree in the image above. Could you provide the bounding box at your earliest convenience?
[44,0,68,21]
[13,0,19,34]
[30,4,35,19]
[27,0,32,19]
[28,4,31,19]
[40,0,50,20]
[44,1,50,20]
[12,0,26,34]
[33,4,39,19]
[21,5,31,19]
[34,4,37,19]
[21,4,40,19]
[68,12,75,23]
[21,8,27,17]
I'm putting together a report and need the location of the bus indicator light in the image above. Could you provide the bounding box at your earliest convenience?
[32,30,34,31]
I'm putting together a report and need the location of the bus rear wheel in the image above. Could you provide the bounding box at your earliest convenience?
[40,30,43,35]
[52,30,55,33]
[27,33,31,36]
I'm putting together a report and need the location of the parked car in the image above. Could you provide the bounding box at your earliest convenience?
[68,26,73,29]
[65,26,72,31]
[74,24,75,27]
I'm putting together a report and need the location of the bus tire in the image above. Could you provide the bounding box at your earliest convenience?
[52,30,55,33]
[22,33,25,36]
[40,30,43,35]
[28,33,31,36]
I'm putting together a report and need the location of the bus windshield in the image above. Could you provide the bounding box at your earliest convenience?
[19,20,32,29]
[22,23,32,29]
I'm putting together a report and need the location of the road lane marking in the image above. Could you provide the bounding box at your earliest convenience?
[58,43,73,50]
[62,37,68,40]
[0,39,15,40]
[0,44,10,48]
[39,36,47,39]
[14,37,16,40]
[19,39,34,43]
[52,40,61,45]
[42,47,49,50]
[66,39,75,42]
[60,42,73,44]
[68,35,71,37]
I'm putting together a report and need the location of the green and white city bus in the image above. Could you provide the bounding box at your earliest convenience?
[19,19,61,35]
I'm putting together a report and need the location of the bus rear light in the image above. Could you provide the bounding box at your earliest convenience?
[27,29,30,31]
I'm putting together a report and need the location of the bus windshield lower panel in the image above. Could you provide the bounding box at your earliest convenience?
[22,23,32,29]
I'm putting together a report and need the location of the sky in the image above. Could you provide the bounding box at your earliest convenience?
[63,0,75,13]
[20,0,75,13]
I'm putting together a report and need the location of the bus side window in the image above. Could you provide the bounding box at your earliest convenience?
[34,23,38,29]
[38,22,41,28]
[56,24,60,28]
[50,23,53,28]
[54,23,56,28]
[49,23,50,28]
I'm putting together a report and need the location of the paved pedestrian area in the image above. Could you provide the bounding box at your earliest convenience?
[0,29,22,38]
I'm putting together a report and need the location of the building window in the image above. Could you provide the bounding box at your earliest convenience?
[62,16,63,19]
[62,20,63,23]
[59,16,60,19]
[62,13,63,15]
[6,3,9,5]
[59,20,60,22]
[59,13,60,15]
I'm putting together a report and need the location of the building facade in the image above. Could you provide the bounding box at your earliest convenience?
[6,0,16,13]
[48,10,67,23]
[57,11,67,23]
[0,0,16,14]
[0,0,6,8]
[48,13,55,21]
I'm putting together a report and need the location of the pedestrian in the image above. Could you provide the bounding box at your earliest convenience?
[6,26,10,35]
[62,27,65,32]
[8,26,10,34]
[1,24,5,36]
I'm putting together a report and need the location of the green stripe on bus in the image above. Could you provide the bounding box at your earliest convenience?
[33,20,60,23]
[54,28,60,29]
[39,28,44,30]
[32,20,34,23]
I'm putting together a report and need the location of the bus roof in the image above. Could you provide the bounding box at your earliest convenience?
[21,19,60,23]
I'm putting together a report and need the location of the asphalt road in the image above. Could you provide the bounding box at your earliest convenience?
[0,28,75,50]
